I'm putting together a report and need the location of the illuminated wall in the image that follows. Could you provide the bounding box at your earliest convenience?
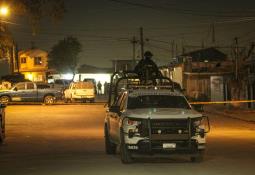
[50,73,111,94]
[24,72,45,82]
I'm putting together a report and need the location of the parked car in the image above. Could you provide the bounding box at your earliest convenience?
[0,103,6,143]
[64,81,95,103]
[0,82,63,105]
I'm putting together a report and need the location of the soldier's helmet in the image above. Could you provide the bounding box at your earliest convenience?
[144,51,153,58]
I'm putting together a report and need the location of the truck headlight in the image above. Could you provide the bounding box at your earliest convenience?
[124,118,141,126]
[123,118,142,138]
[193,118,206,138]
[193,119,202,127]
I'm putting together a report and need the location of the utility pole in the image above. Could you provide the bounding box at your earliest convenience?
[171,40,175,58]
[140,27,144,59]
[181,37,185,54]
[234,37,239,80]
[175,43,178,57]
[131,36,138,69]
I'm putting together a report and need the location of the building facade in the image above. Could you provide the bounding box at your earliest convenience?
[112,59,139,72]
[17,49,48,82]
[161,47,234,101]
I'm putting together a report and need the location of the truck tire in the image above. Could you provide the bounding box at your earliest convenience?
[44,95,55,105]
[64,98,68,103]
[90,98,95,103]
[0,96,10,105]
[191,150,204,162]
[104,124,117,154]
[120,128,133,164]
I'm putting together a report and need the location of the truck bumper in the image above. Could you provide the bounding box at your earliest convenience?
[126,139,205,155]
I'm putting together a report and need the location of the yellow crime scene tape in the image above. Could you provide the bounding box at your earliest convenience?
[189,100,255,105]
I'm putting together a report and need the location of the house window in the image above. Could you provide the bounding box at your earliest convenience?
[21,57,27,64]
[34,57,42,66]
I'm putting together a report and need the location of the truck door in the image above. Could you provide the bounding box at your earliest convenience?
[109,92,125,142]
[11,83,26,102]
[115,93,128,142]
[25,82,37,101]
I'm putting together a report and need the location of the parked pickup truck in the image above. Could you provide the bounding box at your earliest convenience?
[0,103,6,143]
[64,81,95,103]
[0,82,63,105]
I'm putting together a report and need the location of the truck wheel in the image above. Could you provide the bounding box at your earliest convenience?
[44,95,55,105]
[64,98,69,103]
[120,128,133,164]
[0,96,10,105]
[90,98,95,103]
[104,125,116,154]
[191,151,204,162]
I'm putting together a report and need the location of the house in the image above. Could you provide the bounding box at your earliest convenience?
[78,64,112,74]
[17,48,48,82]
[49,64,113,94]
[161,47,234,101]
[112,59,139,72]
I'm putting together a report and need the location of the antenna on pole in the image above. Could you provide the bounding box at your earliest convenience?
[131,36,138,69]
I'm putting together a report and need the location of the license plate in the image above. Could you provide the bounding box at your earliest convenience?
[163,143,176,149]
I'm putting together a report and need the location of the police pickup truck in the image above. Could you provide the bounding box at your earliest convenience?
[105,85,210,163]
[0,82,63,105]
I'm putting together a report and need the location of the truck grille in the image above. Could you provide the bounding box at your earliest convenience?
[151,119,189,135]
[138,119,194,140]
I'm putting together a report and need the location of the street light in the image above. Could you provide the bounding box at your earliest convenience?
[0,6,9,17]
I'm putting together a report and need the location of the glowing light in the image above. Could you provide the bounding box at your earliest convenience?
[0,6,9,16]
[26,73,33,81]
[62,73,74,80]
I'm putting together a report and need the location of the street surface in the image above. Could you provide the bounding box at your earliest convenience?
[0,105,255,175]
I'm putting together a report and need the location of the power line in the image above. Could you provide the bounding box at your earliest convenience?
[108,0,255,18]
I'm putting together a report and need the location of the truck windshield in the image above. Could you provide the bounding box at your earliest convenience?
[127,95,191,109]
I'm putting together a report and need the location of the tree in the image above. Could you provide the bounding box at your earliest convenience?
[49,36,82,79]
[9,0,66,34]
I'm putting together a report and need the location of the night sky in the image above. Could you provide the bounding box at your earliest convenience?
[8,0,255,68]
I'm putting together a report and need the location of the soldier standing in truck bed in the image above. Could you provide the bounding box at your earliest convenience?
[134,51,162,84]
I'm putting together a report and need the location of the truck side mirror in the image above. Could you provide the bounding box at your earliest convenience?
[192,104,204,112]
